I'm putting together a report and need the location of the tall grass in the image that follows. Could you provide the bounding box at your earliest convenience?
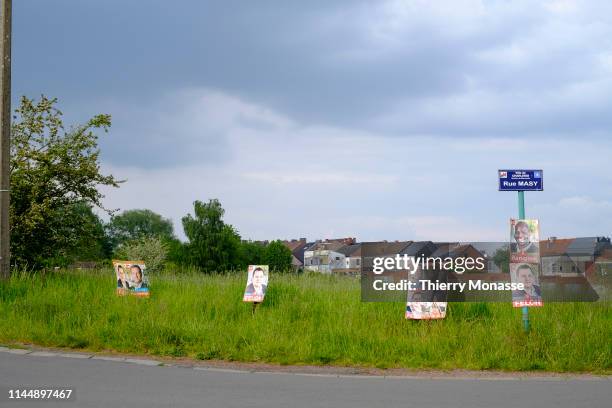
[0,269,610,372]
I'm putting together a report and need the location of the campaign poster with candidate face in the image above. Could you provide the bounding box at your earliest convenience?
[510,263,543,307]
[510,219,540,264]
[405,302,447,320]
[243,265,269,303]
[405,264,447,319]
[113,260,150,297]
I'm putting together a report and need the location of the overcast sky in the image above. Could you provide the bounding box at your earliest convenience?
[13,0,612,241]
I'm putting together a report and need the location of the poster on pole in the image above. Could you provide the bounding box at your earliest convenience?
[509,219,542,307]
[510,263,543,307]
[243,265,269,303]
[510,219,540,264]
[113,260,150,297]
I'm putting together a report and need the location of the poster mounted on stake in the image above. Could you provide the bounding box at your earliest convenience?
[113,260,150,297]
[405,302,447,320]
[243,265,269,303]
[405,264,447,320]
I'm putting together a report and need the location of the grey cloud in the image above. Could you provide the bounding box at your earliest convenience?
[95,94,233,168]
[13,0,612,169]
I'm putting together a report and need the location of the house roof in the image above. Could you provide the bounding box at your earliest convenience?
[400,241,437,257]
[430,243,457,258]
[430,243,484,259]
[281,240,309,265]
[567,237,612,256]
[292,248,304,264]
[430,242,484,258]
[293,242,315,264]
[566,237,598,256]
[539,238,574,257]
[318,237,357,245]
[282,239,308,252]
[470,242,509,257]
[337,244,362,257]
[534,237,611,257]
[360,241,413,257]
[451,244,485,258]
[308,241,347,252]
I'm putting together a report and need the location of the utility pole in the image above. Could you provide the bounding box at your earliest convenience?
[0,0,11,279]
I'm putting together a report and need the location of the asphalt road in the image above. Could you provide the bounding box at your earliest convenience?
[0,350,609,408]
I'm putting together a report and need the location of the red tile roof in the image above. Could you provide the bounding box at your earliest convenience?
[539,238,573,257]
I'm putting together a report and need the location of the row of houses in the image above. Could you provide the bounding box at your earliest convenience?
[540,236,612,276]
[282,236,612,278]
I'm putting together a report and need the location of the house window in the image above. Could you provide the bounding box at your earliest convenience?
[335,257,340,261]
[356,259,361,266]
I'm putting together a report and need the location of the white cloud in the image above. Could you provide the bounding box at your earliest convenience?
[545,0,578,14]
[335,215,503,242]
[532,196,612,239]
[243,171,397,186]
[558,196,612,211]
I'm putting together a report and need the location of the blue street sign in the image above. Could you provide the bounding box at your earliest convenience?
[498,169,543,191]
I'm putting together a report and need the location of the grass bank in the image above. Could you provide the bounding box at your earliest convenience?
[0,269,609,372]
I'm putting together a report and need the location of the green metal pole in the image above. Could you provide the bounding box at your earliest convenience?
[518,191,529,332]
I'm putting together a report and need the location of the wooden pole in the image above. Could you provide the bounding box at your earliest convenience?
[0,0,11,279]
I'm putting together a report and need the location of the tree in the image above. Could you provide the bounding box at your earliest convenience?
[114,236,168,273]
[264,240,293,272]
[107,209,174,249]
[237,240,266,269]
[165,236,190,267]
[10,96,120,267]
[64,202,112,262]
[493,246,510,274]
[182,199,240,272]
[26,201,112,267]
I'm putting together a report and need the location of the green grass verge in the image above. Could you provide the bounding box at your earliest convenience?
[0,269,610,372]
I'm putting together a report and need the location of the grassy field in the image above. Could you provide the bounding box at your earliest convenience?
[0,269,610,373]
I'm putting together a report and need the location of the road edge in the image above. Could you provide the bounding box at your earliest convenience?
[1,343,610,381]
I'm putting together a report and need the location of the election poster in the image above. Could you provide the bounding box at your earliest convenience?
[510,219,540,264]
[405,302,447,320]
[510,263,543,307]
[509,219,542,307]
[405,264,447,319]
[113,260,150,297]
[243,265,269,303]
